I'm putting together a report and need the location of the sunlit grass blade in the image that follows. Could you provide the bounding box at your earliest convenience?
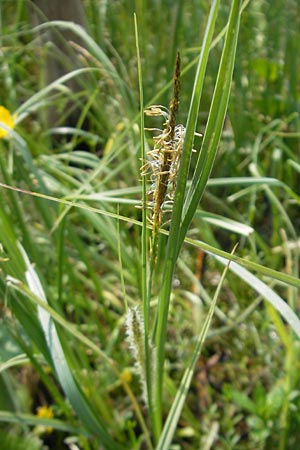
[1,179,300,290]
[17,245,125,450]
[212,253,300,339]
[0,410,87,435]
[195,210,254,236]
[185,236,300,289]
[0,354,32,373]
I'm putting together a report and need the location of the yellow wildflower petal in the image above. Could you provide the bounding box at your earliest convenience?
[36,405,54,419]
[0,106,15,138]
[36,405,54,434]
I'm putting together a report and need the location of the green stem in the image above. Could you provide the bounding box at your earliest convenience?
[153,0,222,433]
[135,13,156,443]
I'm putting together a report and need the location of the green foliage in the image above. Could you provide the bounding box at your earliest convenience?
[0,430,42,450]
[0,0,300,449]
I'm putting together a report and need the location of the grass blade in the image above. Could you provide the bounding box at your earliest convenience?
[156,249,234,450]
[212,253,300,339]
[18,245,125,450]
[0,410,87,435]
[181,0,242,240]
[1,180,299,289]
[134,14,156,443]
[153,0,220,423]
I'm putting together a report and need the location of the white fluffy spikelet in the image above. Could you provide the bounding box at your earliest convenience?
[125,306,156,405]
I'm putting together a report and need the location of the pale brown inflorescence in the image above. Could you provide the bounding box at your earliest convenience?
[142,105,186,230]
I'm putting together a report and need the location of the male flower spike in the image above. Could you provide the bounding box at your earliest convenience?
[0,106,16,138]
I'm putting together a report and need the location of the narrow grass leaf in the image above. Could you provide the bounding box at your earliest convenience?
[156,250,234,450]
[16,68,99,122]
[195,211,254,236]
[185,236,300,289]
[134,14,155,441]
[181,0,242,239]
[1,181,299,290]
[32,21,133,108]
[153,0,221,429]
[0,354,38,373]
[18,245,125,450]
[213,254,300,339]
[207,176,283,187]
[0,410,87,435]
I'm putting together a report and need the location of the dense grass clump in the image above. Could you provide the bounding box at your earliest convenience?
[0,1,300,449]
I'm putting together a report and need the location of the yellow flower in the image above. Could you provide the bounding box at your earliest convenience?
[0,106,16,138]
[36,405,54,434]
[119,368,133,384]
[36,405,54,419]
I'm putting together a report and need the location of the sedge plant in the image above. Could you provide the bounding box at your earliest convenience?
[1,1,300,449]
[131,0,243,442]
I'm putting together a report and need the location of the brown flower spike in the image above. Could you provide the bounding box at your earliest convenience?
[143,53,184,261]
